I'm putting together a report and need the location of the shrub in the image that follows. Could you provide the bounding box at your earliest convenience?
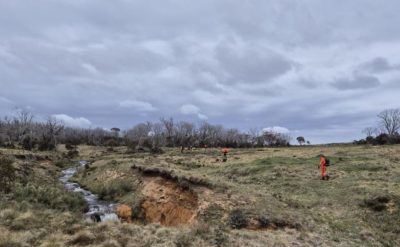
[0,156,16,193]
[66,149,79,159]
[65,143,76,150]
[11,183,86,212]
[228,209,248,229]
[257,216,271,228]
[20,134,36,150]
[361,196,390,212]
[38,135,56,151]
[150,146,164,154]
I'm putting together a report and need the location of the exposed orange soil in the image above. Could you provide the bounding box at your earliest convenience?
[141,176,199,226]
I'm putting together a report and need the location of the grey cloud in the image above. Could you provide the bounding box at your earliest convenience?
[215,41,293,84]
[359,57,399,73]
[331,75,380,90]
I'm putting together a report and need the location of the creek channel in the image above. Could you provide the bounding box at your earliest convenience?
[59,161,119,222]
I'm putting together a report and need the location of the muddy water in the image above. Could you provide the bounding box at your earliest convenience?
[60,161,119,222]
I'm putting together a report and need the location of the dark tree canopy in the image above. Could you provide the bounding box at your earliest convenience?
[296,136,305,145]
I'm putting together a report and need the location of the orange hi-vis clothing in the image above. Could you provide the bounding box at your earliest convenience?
[320,156,327,178]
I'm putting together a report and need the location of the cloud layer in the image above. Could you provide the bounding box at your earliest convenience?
[1,0,400,143]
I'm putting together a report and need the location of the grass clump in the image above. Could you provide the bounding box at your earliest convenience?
[68,231,95,246]
[96,180,134,201]
[229,209,248,229]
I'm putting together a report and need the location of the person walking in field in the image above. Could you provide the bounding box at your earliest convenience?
[221,148,229,162]
[319,154,330,180]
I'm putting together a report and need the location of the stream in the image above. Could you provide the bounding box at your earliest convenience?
[60,161,119,222]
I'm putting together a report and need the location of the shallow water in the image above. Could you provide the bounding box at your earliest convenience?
[60,161,119,222]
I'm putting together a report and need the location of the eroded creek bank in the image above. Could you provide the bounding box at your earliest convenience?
[130,165,212,226]
[140,176,199,226]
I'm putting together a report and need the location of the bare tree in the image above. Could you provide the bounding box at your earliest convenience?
[38,117,64,150]
[377,109,400,136]
[150,122,165,151]
[175,121,196,147]
[362,127,378,137]
[160,117,175,147]
[10,109,34,143]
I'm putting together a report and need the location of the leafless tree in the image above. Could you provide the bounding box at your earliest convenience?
[175,121,196,147]
[160,117,175,147]
[377,109,400,136]
[38,117,64,150]
[149,123,165,151]
[362,127,378,137]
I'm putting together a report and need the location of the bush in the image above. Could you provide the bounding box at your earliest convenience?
[361,196,391,212]
[20,134,36,150]
[375,134,390,145]
[11,183,86,212]
[38,135,56,151]
[150,146,164,154]
[228,209,248,229]
[257,216,271,228]
[65,143,75,150]
[0,156,16,193]
[66,149,79,159]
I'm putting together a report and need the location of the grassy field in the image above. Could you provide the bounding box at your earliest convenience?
[1,144,399,246]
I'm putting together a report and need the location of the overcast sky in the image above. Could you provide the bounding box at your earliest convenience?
[1,0,400,143]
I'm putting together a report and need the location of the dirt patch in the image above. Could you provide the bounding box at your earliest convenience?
[141,176,198,226]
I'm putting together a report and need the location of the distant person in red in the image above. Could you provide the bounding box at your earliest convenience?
[222,148,229,162]
[319,155,330,180]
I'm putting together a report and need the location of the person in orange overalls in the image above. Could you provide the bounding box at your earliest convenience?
[319,155,329,180]
[221,148,229,162]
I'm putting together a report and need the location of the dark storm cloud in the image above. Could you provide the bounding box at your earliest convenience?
[1,0,400,143]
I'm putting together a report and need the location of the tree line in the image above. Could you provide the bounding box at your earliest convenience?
[0,109,114,151]
[355,108,400,145]
[0,110,291,152]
